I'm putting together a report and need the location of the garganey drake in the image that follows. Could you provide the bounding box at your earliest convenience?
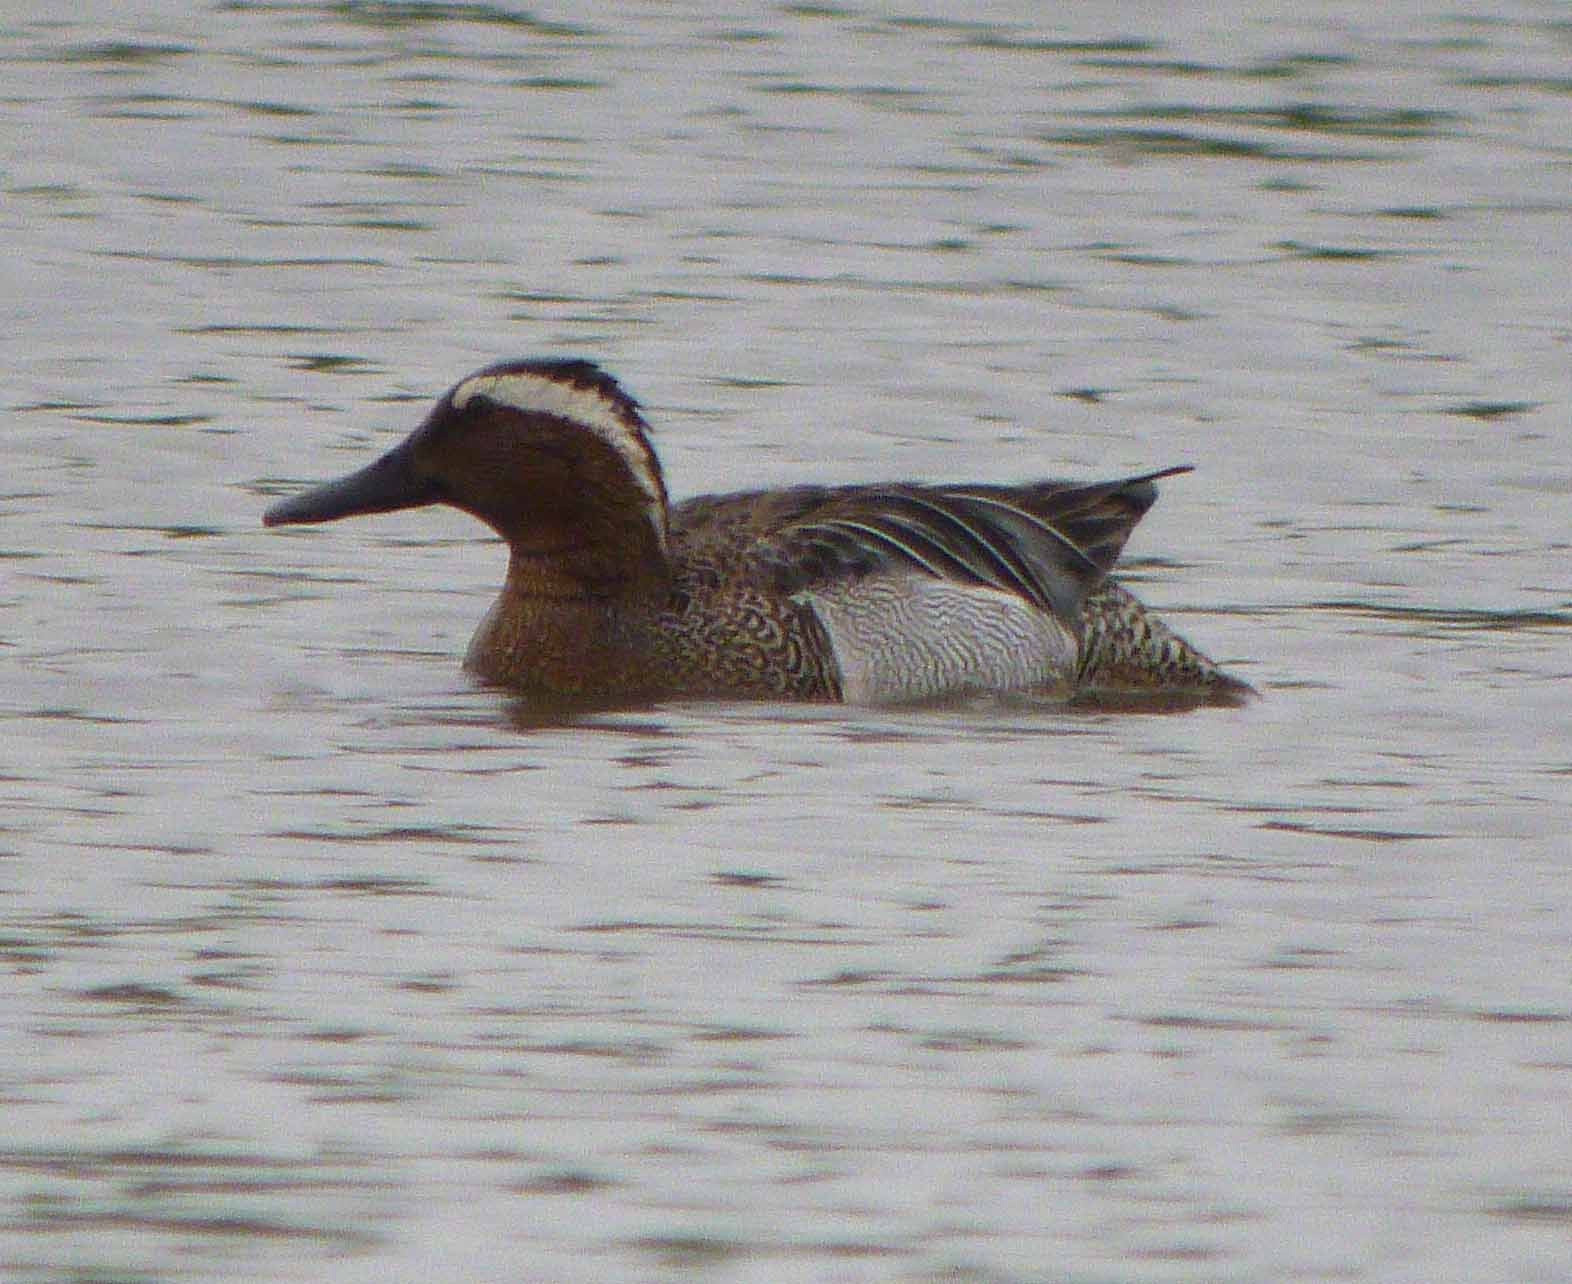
[264,358,1253,705]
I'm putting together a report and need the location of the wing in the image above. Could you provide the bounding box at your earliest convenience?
[946,465,1191,577]
[723,467,1190,626]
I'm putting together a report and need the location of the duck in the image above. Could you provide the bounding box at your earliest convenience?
[264,358,1253,705]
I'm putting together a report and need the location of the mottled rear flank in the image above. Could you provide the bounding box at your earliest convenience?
[264,359,1254,706]
[1077,582,1255,704]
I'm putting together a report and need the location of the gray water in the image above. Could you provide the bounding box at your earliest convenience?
[4,3,1571,1282]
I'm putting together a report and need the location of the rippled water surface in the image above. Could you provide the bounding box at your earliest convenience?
[4,3,1571,1281]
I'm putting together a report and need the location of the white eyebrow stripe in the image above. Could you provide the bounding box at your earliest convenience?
[452,371,637,443]
[450,370,667,547]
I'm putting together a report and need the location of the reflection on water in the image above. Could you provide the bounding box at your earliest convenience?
[4,2,1572,1282]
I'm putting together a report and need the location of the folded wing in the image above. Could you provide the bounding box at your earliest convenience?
[750,466,1188,620]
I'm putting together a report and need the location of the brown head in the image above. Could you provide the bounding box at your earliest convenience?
[264,358,671,597]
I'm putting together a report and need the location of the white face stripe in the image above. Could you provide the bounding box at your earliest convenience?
[450,369,667,547]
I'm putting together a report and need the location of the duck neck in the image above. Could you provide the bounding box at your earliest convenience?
[463,539,671,696]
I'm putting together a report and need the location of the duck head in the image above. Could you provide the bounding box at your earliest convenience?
[264,358,671,596]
